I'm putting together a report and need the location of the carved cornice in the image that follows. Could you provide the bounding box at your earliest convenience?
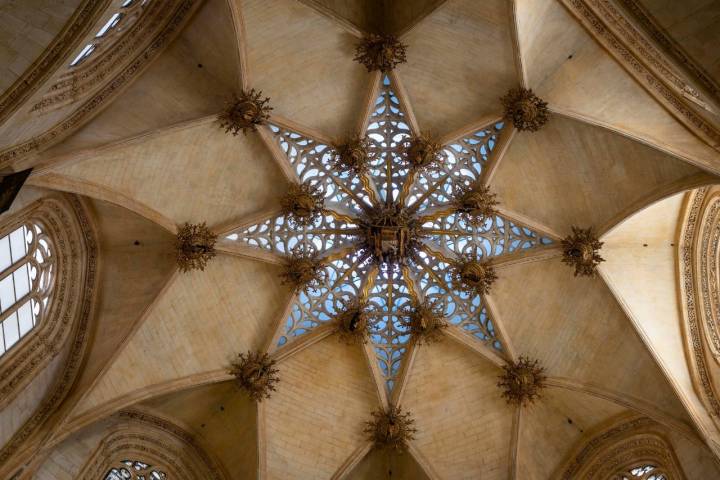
[30,0,167,113]
[0,0,112,125]
[560,0,720,150]
[0,194,98,472]
[559,415,686,479]
[678,187,720,422]
[616,0,720,102]
[0,0,203,169]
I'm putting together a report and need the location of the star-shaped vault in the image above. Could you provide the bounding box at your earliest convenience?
[228,74,554,394]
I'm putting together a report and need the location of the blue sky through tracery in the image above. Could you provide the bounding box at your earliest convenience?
[228,75,552,393]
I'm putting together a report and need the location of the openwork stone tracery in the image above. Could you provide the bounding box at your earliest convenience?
[228,75,553,392]
[497,356,546,405]
[175,222,217,273]
[364,405,417,452]
[229,351,280,401]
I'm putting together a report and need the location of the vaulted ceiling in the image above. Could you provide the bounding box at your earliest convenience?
[3,0,720,479]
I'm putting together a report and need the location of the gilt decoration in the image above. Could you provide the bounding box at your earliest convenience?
[227,75,553,392]
[364,405,417,452]
[229,351,280,402]
[175,222,217,273]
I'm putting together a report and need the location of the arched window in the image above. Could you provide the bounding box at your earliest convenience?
[560,416,686,480]
[104,459,167,480]
[69,0,150,67]
[0,222,54,357]
[613,464,668,479]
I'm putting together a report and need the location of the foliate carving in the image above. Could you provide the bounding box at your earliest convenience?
[360,204,420,265]
[364,405,417,451]
[561,226,604,277]
[400,134,443,173]
[452,183,499,225]
[219,89,272,135]
[402,301,447,344]
[229,351,280,401]
[333,137,373,175]
[333,301,369,344]
[280,182,324,226]
[497,356,546,405]
[354,34,408,72]
[501,87,549,132]
[451,257,497,296]
[175,222,217,273]
[280,250,325,292]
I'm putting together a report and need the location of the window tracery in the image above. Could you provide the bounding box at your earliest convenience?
[70,0,150,67]
[228,75,553,392]
[104,459,167,480]
[614,464,668,480]
[0,223,54,357]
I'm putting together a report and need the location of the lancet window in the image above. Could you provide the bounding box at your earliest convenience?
[0,222,54,357]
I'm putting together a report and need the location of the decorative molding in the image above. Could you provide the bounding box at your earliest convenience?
[0,196,92,409]
[30,0,165,113]
[615,0,720,103]
[0,194,99,473]
[560,0,720,150]
[558,415,686,479]
[0,0,112,124]
[678,187,720,421]
[0,0,203,169]
[77,409,227,480]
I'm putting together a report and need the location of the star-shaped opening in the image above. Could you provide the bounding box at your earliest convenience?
[227,75,554,393]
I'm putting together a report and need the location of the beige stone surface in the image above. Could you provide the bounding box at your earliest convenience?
[42,0,238,156]
[72,254,290,417]
[516,388,626,480]
[46,120,285,228]
[264,336,378,479]
[639,0,720,89]
[491,256,691,424]
[397,0,517,138]
[493,115,705,234]
[0,0,81,94]
[346,447,430,480]
[144,381,258,480]
[240,0,368,139]
[34,419,113,480]
[67,198,176,397]
[403,340,512,480]
[601,192,720,452]
[515,0,720,174]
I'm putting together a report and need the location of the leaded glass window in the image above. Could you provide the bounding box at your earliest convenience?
[613,464,669,480]
[103,459,167,480]
[0,222,54,357]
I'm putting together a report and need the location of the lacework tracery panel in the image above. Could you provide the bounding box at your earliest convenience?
[268,124,372,211]
[406,123,503,209]
[228,74,559,393]
[365,75,413,202]
[228,213,359,254]
[422,213,553,257]
[0,223,54,357]
[104,459,167,480]
[413,250,501,349]
[366,268,414,392]
[277,252,369,347]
